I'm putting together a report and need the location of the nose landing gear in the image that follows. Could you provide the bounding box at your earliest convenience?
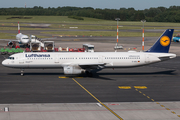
[21,69,24,76]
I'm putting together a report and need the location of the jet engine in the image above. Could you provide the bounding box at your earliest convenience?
[7,41,16,48]
[63,66,85,75]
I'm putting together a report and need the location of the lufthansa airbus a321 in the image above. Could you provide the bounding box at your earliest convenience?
[2,29,176,76]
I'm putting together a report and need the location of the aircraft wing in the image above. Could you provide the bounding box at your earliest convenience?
[62,63,106,69]
[79,63,106,69]
[0,39,20,42]
[11,40,20,42]
[62,63,106,75]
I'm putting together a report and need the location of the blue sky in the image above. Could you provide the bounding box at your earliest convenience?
[0,0,179,10]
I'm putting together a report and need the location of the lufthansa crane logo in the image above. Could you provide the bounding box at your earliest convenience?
[160,36,170,46]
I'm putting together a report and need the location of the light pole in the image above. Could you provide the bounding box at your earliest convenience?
[141,19,146,51]
[115,18,120,43]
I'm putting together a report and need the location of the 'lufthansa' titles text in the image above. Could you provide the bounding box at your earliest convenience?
[25,54,50,57]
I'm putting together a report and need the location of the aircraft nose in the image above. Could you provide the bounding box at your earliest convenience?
[2,60,7,66]
[21,39,29,44]
[2,60,5,66]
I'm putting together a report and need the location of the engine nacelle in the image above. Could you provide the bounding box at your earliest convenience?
[7,41,16,47]
[63,66,85,75]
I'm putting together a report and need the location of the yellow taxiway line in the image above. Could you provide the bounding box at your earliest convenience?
[72,78,123,120]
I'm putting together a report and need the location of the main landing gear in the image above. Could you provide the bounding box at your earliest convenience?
[21,69,24,76]
[85,71,93,77]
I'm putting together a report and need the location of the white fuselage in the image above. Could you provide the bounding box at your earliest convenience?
[16,33,29,44]
[2,52,176,69]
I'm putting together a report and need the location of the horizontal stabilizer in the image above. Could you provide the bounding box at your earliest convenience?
[158,54,176,61]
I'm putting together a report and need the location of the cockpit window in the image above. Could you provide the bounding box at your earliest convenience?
[8,57,14,60]
[22,38,29,39]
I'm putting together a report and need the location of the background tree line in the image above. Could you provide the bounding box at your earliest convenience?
[0,6,180,22]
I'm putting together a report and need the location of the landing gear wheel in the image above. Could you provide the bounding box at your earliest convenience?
[21,69,24,76]
[86,71,93,77]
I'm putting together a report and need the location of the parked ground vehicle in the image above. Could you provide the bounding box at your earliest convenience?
[173,33,180,42]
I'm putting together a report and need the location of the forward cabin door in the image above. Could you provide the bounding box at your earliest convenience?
[54,54,59,63]
[19,53,24,64]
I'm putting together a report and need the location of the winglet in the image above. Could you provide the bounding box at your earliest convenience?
[18,22,20,34]
[146,29,174,53]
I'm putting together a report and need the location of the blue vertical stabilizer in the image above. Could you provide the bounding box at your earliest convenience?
[146,29,174,53]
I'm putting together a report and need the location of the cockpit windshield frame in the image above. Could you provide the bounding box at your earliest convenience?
[22,37,29,39]
[8,57,14,60]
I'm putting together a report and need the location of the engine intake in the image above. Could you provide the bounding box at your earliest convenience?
[7,41,16,47]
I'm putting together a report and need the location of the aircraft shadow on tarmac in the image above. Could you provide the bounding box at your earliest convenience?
[93,70,177,80]
[8,72,65,76]
[96,70,177,76]
[7,70,176,81]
